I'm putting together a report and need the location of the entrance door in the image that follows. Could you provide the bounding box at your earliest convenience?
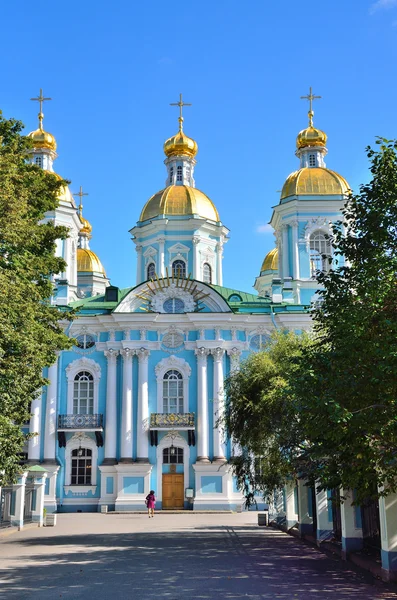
[162,474,184,509]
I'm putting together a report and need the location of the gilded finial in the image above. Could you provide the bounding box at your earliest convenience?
[30,88,52,131]
[74,185,89,217]
[170,93,192,132]
[300,86,322,127]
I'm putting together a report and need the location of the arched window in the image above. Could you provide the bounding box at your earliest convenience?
[250,333,270,352]
[203,262,212,284]
[75,334,96,350]
[71,448,92,485]
[172,259,186,279]
[177,165,182,182]
[169,166,174,185]
[163,447,184,464]
[163,298,185,313]
[163,369,183,414]
[309,230,331,277]
[73,371,94,415]
[35,156,42,168]
[147,262,156,280]
[228,294,242,302]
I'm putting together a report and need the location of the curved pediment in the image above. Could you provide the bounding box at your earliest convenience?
[114,277,231,314]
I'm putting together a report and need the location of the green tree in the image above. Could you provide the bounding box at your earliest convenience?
[224,330,311,504]
[0,112,73,484]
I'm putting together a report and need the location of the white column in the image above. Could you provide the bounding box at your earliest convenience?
[28,395,41,462]
[193,236,200,280]
[212,348,225,461]
[44,357,58,462]
[297,480,313,537]
[120,349,134,462]
[136,244,142,285]
[104,349,119,463]
[216,242,223,286]
[282,224,289,278]
[195,348,209,461]
[291,220,300,280]
[315,486,333,544]
[285,481,298,530]
[158,237,165,277]
[227,348,241,457]
[379,490,397,581]
[137,348,150,461]
[341,488,363,559]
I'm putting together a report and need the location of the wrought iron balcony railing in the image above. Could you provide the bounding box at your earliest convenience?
[150,412,195,429]
[58,414,104,430]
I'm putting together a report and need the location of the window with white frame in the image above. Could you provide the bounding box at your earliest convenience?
[35,156,42,168]
[163,298,185,314]
[169,166,174,185]
[73,371,94,414]
[163,370,183,413]
[309,154,316,167]
[177,165,182,182]
[309,230,331,277]
[147,262,156,280]
[75,333,96,350]
[203,262,212,284]
[71,448,92,485]
[172,259,186,278]
[163,447,184,464]
[250,333,270,352]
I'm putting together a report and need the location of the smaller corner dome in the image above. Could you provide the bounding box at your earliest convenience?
[27,127,57,152]
[79,215,92,235]
[281,167,350,200]
[77,248,106,276]
[163,130,198,158]
[261,248,278,272]
[296,126,327,149]
[139,185,220,222]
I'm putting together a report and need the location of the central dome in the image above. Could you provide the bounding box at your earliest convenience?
[140,185,220,222]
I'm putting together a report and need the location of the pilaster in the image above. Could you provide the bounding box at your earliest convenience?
[137,348,150,462]
[195,347,209,462]
[104,349,119,464]
[211,348,226,461]
[120,348,135,462]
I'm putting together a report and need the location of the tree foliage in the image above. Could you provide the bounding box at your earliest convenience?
[224,139,397,504]
[0,113,73,483]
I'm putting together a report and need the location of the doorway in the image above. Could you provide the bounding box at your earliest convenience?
[162,474,184,509]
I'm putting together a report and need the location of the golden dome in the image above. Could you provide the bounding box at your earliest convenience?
[77,248,106,276]
[28,125,57,151]
[281,168,350,200]
[296,125,327,149]
[79,216,92,235]
[164,130,198,158]
[140,185,220,222]
[261,248,278,272]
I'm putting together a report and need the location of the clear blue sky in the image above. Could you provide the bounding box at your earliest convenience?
[2,0,397,293]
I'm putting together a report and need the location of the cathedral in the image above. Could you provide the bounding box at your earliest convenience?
[25,90,349,512]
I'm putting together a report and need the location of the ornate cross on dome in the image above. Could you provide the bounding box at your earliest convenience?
[30,89,52,130]
[170,93,192,131]
[300,87,321,126]
[74,185,88,216]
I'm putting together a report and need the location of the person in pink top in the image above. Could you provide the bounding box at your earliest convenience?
[146,490,156,518]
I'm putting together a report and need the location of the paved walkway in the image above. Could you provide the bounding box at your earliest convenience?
[0,512,395,599]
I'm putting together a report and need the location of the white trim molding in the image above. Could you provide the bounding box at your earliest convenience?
[155,355,191,413]
[65,432,98,487]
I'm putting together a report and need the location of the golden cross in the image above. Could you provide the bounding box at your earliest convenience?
[170,93,192,131]
[74,185,88,215]
[300,87,321,126]
[30,89,52,128]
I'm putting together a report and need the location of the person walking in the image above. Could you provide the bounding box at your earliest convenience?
[146,490,156,518]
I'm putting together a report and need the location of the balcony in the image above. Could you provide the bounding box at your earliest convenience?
[57,414,104,431]
[150,412,195,430]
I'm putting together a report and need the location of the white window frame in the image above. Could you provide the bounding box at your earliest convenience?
[66,357,101,415]
[156,432,190,504]
[309,154,316,167]
[147,262,156,280]
[309,230,332,277]
[202,262,212,284]
[64,433,98,493]
[176,165,183,182]
[73,371,94,415]
[155,355,191,413]
[172,258,187,279]
[162,370,184,414]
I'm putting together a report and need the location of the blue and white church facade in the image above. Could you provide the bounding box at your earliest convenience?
[24,95,349,513]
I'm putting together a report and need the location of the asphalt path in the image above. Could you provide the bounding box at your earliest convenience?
[0,512,395,599]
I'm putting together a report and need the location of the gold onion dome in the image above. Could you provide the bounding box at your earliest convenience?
[140,185,219,222]
[77,248,106,276]
[296,124,327,149]
[27,113,57,151]
[163,128,198,158]
[281,168,350,200]
[261,247,278,272]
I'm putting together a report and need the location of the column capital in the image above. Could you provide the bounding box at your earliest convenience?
[120,348,135,361]
[157,236,166,244]
[227,347,241,371]
[135,244,142,253]
[137,348,150,363]
[124,329,131,341]
[195,347,209,362]
[211,347,225,362]
[192,236,200,245]
[104,348,119,362]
